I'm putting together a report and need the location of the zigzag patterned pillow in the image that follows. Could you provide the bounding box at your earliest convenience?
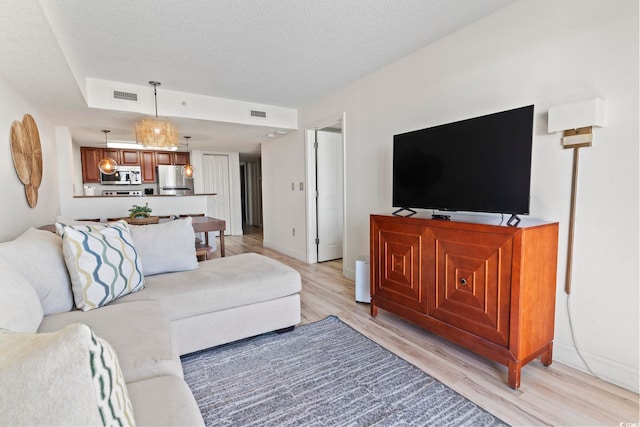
[61,221,144,311]
[89,327,136,426]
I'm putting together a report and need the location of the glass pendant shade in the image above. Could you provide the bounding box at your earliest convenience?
[99,157,118,175]
[181,135,195,179]
[99,130,118,175]
[181,163,195,179]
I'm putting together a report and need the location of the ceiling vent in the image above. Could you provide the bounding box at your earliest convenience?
[250,109,267,119]
[113,90,138,102]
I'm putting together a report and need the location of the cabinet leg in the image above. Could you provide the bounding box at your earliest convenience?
[370,302,378,317]
[508,361,522,390]
[541,342,553,366]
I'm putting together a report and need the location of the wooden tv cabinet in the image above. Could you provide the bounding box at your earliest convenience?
[370,213,559,389]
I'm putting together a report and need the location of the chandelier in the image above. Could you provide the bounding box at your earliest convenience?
[135,81,179,149]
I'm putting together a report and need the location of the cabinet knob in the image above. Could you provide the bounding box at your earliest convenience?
[460,278,467,286]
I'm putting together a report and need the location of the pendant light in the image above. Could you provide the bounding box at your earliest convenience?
[98,130,118,175]
[181,136,195,179]
[135,81,179,149]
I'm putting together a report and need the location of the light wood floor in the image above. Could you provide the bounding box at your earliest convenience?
[217,226,639,426]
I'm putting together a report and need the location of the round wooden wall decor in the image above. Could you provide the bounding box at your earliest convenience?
[23,114,43,188]
[10,113,43,208]
[10,120,32,185]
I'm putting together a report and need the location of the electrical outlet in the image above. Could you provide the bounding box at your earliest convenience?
[292,228,295,236]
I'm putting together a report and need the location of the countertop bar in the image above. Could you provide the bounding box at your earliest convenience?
[73,193,217,198]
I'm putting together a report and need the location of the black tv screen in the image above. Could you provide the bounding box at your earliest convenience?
[392,105,534,215]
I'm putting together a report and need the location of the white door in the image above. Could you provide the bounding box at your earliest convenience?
[202,154,231,234]
[316,130,344,262]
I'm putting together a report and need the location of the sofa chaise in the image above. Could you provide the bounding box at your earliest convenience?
[0,217,302,426]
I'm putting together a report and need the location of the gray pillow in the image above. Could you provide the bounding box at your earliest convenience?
[130,217,199,276]
[0,257,43,332]
[0,228,73,315]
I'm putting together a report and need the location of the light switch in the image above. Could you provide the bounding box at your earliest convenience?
[299,182,304,191]
[291,182,294,191]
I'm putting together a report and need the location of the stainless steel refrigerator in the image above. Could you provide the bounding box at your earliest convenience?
[157,165,194,195]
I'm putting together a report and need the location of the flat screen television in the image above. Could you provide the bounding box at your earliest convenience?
[392,105,534,217]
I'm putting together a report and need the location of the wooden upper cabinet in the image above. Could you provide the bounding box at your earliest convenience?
[102,148,121,163]
[140,151,156,183]
[120,149,140,165]
[156,151,190,166]
[80,147,101,183]
[80,147,188,183]
[155,151,173,165]
[174,152,189,166]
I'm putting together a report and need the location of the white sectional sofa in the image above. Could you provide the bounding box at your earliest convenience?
[0,218,302,426]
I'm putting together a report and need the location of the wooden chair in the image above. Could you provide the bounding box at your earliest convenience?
[180,214,212,261]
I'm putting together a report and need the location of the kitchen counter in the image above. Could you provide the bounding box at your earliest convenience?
[73,193,217,198]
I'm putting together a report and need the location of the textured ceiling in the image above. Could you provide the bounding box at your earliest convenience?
[0,0,514,153]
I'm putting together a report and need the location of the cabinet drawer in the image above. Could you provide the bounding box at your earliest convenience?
[427,227,513,347]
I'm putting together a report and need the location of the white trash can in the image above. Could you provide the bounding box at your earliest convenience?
[355,256,370,303]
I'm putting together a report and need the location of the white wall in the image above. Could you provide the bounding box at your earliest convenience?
[0,77,61,241]
[262,0,639,392]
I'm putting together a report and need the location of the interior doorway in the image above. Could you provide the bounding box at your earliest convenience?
[305,116,345,264]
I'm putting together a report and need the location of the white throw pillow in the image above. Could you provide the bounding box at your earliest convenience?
[59,221,144,311]
[130,217,199,276]
[0,228,74,315]
[0,257,43,333]
[0,324,136,426]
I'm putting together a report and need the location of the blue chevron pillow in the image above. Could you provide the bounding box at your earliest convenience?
[60,221,144,311]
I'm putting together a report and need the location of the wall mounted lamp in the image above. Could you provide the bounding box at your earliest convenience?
[548,98,605,294]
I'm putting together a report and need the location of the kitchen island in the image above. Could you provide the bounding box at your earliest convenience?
[61,194,220,229]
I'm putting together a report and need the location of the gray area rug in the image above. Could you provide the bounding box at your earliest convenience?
[181,316,509,427]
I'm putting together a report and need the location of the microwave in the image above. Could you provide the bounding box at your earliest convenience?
[100,165,142,185]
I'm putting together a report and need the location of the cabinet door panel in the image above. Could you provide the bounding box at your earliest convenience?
[141,151,156,183]
[428,228,512,346]
[120,149,140,165]
[372,221,430,313]
[174,152,189,166]
[80,147,101,183]
[156,152,173,165]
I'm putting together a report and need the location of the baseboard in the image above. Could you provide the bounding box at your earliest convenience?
[262,240,306,262]
[554,342,639,393]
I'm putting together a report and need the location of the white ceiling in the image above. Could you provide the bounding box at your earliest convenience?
[0,0,514,154]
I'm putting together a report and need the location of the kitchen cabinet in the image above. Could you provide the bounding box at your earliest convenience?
[156,151,189,166]
[102,148,121,163]
[370,213,559,389]
[80,147,102,183]
[80,147,189,183]
[120,149,140,165]
[140,151,156,183]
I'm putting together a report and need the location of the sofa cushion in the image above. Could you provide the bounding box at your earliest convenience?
[116,253,302,321]
[127,376,204,426]
[130,217,199,276]
[0,227,74,314]
[60,221,144,311]
[38,300,183,383]
[0,257,43,333]
[0,324,135,426]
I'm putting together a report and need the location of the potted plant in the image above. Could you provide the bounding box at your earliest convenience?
[128,203,152,218]
[126,203,159,224]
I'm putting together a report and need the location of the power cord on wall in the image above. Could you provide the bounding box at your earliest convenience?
[566,294,598,377]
